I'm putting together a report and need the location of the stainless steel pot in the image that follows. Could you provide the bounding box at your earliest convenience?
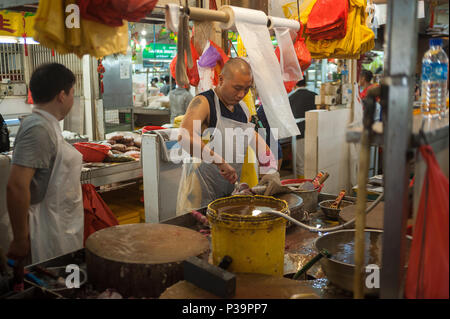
[313,229,411,296]
[319,200,354,220]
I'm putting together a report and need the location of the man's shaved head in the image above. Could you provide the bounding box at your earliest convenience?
[216,58,253,107]
[221,58,252,79]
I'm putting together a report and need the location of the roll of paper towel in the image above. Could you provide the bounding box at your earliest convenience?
[219,6,300,139]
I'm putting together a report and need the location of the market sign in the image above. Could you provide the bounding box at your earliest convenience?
[143,43,176,60]
[0,10,35,37]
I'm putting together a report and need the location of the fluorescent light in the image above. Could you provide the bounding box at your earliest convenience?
[141,30,147,36]
[0,37,40,44]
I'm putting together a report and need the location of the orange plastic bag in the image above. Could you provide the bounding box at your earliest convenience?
[405,145,449,299]
[293,23,312,72]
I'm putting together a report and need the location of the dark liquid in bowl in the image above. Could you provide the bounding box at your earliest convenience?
[332,237,382,266]
[217,205,278,216]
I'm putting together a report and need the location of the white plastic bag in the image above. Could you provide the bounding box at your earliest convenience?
[274,27,303,82]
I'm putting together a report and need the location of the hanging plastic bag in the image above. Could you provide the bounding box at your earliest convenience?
[305,0,348,40]
[79,18,129,58]
[34,0,128,58]
[293,23,312,71]
[275,24,311,75]
[197,65,214,93]
[111,0,158,21]
[198,43,222,68]
[170,38,200,86]
[197,42,215,93]
[274,27,303,82]
[282,0,318,25]
[78,0,157,26]
[273,47,297,93]
[210,41,229,86]
[405,145,449,299]
[82,184,119,245]
[306,0,374,59]
[33,0,65,48]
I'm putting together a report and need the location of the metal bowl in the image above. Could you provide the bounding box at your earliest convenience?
[314,229,412,296]
[274,193,304,228]
[319,200,354,220]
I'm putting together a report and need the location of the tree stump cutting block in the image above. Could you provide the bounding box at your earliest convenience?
[85,223,210,298]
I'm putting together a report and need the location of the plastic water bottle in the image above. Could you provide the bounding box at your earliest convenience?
[421,38,449,118]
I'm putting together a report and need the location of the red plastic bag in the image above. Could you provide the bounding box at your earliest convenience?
[82,184,119,245]
[210,41,229,86]
[78,0,157,26]
[305,0,348,40]
[170,38,200,86]
[171,39,228,87]
[293,23,312,72]
[27,89,34,104]
[405,145,449,299]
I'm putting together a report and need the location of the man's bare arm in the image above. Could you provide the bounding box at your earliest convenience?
[179,95,224,164]
[7,165,35,259]
[179,96,237,183]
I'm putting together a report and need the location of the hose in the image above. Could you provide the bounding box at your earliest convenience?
[261,191,384,233]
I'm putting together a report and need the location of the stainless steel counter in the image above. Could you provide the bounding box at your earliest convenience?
[81,161,142,187]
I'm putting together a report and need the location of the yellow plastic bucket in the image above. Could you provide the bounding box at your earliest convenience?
[207,195,288,276]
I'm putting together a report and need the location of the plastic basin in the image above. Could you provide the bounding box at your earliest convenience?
[73,142,111,162]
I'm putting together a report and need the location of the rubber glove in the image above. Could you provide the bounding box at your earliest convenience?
[258,172,291,196]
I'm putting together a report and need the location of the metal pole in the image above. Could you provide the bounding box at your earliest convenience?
[380,0,418,299]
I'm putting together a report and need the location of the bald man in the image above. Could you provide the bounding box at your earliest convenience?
[176,58,287,214]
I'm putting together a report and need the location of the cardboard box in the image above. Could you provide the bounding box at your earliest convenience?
[324,95,338,105]
[315,95,323,105]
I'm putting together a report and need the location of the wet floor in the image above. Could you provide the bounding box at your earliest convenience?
[283,210,355,299]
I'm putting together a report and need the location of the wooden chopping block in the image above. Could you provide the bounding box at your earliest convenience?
[85,223,209,298]
[159,273,319,299]
[339,202,384,230]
